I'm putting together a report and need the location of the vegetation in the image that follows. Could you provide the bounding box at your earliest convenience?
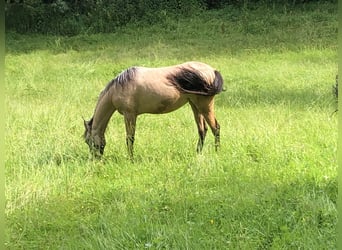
[5,0,337,35]
[5,1,337,249]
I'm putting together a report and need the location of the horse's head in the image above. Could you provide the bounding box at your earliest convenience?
[83,118,106,158]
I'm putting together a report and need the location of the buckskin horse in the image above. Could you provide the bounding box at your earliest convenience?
[84,61,224,160]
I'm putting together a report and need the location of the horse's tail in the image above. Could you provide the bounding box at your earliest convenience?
[168,67,224,96]
[212,70,224,95]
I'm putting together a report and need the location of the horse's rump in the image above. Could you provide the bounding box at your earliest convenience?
[167,66,224,96]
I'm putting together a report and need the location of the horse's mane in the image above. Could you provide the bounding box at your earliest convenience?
[167,67,224,96]
[103,67,137,94]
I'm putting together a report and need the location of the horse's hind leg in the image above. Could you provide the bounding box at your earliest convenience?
[124,113,137,161]
[199,99,220,151]
[203,111,220,151]
[190,102,208,153]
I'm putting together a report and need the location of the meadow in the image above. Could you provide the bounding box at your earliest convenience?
[5,3,338,249]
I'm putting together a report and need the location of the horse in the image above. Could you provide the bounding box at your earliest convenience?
[83,61,224,160]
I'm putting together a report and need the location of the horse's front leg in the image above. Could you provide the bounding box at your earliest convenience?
[124,113,137,161]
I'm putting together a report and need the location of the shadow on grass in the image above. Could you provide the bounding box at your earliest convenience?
[217,86,336,110]
[5,170,337,249]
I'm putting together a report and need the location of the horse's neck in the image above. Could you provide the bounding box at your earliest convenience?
[91,92,115,137]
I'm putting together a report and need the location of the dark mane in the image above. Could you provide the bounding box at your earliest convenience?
[167,67,223,96]
[103,67,137,93]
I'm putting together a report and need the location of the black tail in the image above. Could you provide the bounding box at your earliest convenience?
[168,68,224,96]
[213,70,224,94]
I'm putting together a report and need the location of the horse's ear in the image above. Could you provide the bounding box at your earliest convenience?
[82,117,87,129]
[89,118,93,126]
[83,117,93,130]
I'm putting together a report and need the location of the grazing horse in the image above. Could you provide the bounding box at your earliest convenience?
[84,61,224,160]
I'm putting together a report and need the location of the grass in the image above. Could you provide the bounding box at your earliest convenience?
[5,3,337,249]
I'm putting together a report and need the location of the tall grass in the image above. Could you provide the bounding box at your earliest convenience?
[5,3,337,249]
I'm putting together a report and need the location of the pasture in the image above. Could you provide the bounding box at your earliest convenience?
[5,3,337,249]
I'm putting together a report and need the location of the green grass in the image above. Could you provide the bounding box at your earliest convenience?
[5,3,337,249]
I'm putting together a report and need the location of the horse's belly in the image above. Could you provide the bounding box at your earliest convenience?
[138,96,188,114]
